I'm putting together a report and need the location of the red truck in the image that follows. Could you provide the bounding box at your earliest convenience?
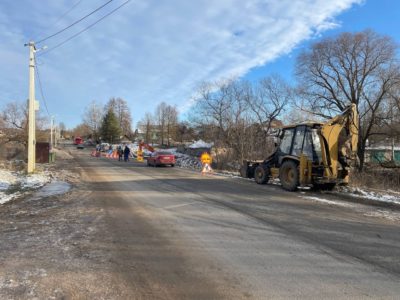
[74,137,83,145]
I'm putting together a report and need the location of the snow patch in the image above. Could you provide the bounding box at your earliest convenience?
[364,210,400,222]
[339,186,400,206]
[29,181,71,201]
[0,169,52,205]
[302,196,355,208]
[175,153,202,170]
[188,140,213,149]
[21,173,52,189]
[0,169,18,190]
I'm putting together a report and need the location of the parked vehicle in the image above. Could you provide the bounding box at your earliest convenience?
[74,137,83,145]
[240,104,359,191]
[147,151,176,167]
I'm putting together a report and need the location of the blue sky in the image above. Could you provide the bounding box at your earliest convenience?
[0,0,398,129]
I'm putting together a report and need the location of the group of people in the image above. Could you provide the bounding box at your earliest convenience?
[117,145,131,162]
[94,143,131,161]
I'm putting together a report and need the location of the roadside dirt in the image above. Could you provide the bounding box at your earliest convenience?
[0,155,108,299]
[0,150,227,299]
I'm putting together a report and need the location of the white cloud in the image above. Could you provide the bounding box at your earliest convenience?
[0,0,362,127]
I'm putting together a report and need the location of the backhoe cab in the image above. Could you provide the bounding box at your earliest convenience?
[240,104,358,191]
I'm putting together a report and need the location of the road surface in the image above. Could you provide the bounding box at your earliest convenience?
[1,147,400,299]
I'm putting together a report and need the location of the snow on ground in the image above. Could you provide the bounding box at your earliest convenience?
[301,195,400,221]
[174,153,202,170]
[189,140,213,148]
[0,169,18,190]
[301,196,355,208]
[0,169,52,205]
[363,210,400,222]
[338,186,400,206]
[29,181,71,201]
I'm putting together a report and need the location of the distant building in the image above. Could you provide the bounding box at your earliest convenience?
[365,144,400,164]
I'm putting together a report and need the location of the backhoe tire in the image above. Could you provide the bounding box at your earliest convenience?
[279,160,299,191]
[240,164,249,178]
[254,165,269,184]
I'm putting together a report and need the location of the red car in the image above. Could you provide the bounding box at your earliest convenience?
[147,151,176,167]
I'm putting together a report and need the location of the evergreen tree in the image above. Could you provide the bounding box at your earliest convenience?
[100,109,121,143]
[105,97,133,137]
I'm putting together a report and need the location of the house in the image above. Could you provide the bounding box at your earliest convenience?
[365,145,400,164]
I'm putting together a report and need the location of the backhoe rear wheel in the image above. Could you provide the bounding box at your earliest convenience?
[254,165,269,184]
[279,160,299,191]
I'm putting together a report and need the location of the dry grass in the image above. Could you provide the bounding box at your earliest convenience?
[350,167,400,192]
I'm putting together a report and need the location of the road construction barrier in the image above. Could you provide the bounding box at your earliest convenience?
[106,150,119,159]
[201,163,213,175]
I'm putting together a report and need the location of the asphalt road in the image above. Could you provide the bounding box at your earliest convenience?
[65,147,400,299]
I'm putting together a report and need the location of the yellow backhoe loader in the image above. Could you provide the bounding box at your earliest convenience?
[240,104,359,191]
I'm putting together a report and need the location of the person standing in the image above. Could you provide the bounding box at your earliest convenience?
[124,145,130,162]
[118,145,123,161]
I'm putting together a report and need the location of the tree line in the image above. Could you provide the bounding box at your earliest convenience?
[135,30,400,170]
[1,29,400,171]
[75,97,133,143]
[90,30,400,171]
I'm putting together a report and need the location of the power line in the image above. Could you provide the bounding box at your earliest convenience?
[34,57,51,117]
[34,0,84,41]
[39,0,131,56]
[51,0,85,27]
[36,0,114,44]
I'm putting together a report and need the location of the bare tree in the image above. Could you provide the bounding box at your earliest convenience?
[58,122,66,138]
[2,102,27,131]
[0,102,34,147]
[0,101,49,161]
[175,121,195,143]
[155,102,167,146]
[296,30,400,169]
[137,112,154,144]
[165,105,178,146]
[191,76,290,166]
[83,100,103,141]
[247,75,289,133]
[191,79,256,166]
[245,75,290,157]
[71,123,91,139]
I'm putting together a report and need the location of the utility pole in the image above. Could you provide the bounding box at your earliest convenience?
[50,116,54,149]
[27,41,36,174]
[54,124,58,147]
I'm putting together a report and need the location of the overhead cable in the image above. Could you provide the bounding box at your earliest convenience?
[36,0,114,44]
[34,57,51,117]
[34,0,84,40]
[39,0,131,56]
